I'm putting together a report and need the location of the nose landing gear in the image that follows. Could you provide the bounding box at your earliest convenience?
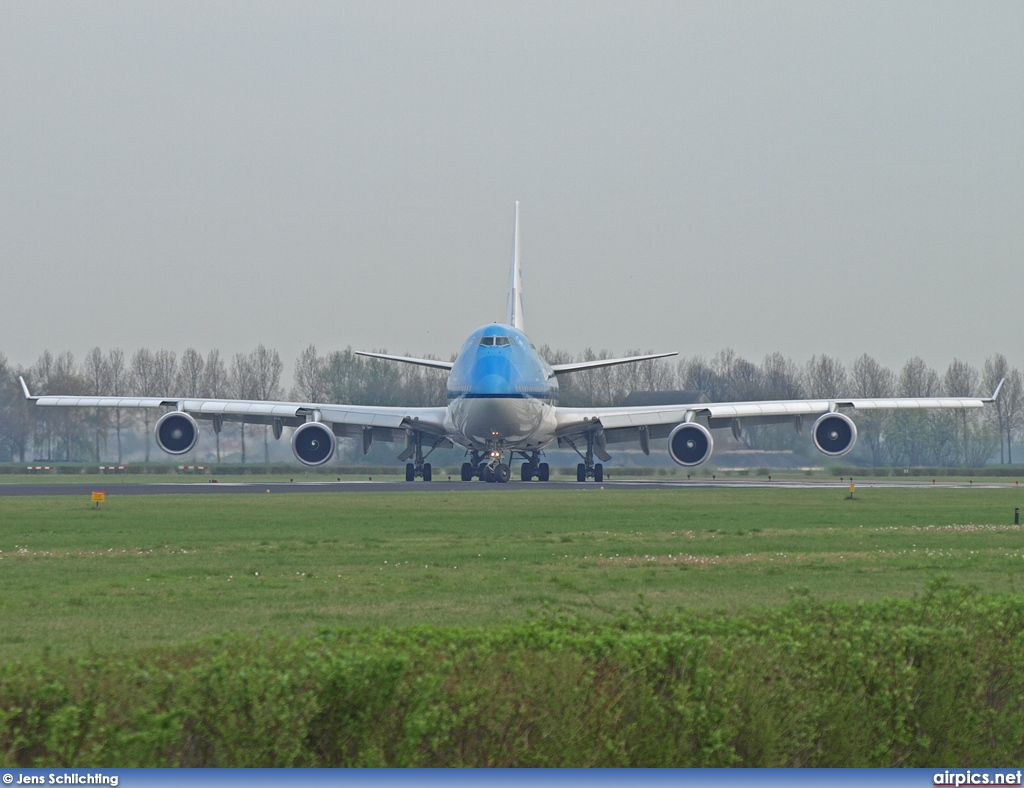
[462,449,549,483]
[461,450,507,483]
[479,450,511,484]
[476,460,511,483]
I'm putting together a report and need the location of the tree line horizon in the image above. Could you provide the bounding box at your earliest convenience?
[0,344,1020,468]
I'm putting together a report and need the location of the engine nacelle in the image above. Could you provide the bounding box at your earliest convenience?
[291,421,336,466]
[667,422,714,466]
[812,412,857,457]
[155,411,199,455]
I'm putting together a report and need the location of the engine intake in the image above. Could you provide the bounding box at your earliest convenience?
[668,422,714,466]
[155,412,199,455]
[292,421,336,466]
[812,412,857,457]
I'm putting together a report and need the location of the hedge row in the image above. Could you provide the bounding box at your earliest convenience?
[830,465,1024,477]
[0,464,404,476]
[2,581,1022,766]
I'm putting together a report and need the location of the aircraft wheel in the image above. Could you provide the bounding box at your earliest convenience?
[496,463,512,483]
[405,463,415,482]
[423,463,432,482]
[521,463,535,482]
[538,462,550,482]
[594,463,603,483]
[461,462,473,482]
[480,465,493,483]
[577,463,587,483]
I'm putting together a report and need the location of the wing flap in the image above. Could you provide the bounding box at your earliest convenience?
[34,395,172,409]
[843,397,987,411]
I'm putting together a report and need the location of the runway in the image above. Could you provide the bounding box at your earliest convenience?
[0,478,1013,496]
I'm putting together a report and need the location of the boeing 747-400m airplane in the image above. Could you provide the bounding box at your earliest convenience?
[21,204,1002,483]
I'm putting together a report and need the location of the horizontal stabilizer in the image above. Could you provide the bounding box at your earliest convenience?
[551,352,677,375]
[354,351,454,371]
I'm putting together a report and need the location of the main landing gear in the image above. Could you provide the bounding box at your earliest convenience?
[566,433,604,483]
[521,461,550,482]
[519,450,550,482]
[401,431,442,482]
[406,462,432,482]
[576,462,603,483]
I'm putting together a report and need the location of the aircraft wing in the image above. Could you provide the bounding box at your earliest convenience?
[19,377,448,440]
[554,385,1001,450]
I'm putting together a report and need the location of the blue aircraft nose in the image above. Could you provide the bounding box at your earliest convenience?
[474,374,510,395]
[471,355,514,395]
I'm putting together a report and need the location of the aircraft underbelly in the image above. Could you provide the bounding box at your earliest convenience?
[446,397,555,449]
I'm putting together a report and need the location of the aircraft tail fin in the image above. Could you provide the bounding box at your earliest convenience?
[506,201,524,331]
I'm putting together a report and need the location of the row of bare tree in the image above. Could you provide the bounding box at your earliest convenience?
[0,347,281,464]
[1,345,1021,468]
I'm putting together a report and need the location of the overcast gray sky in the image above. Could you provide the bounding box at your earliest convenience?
[2,1,1022,378]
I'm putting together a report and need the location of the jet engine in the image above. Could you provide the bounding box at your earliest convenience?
[812,412,857,457]
[667,422,714,466]
[155,411,199,455]
[291,421,336,466]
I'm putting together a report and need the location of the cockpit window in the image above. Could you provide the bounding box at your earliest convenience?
[479,336,511,347]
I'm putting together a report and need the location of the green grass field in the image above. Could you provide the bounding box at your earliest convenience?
[1,487,1024,659]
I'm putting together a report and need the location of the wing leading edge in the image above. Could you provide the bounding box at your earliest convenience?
[18,377,447,438]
